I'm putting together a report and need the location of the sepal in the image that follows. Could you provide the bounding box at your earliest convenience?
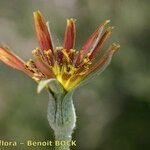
[37,79,76,139]
[37,78,65,94]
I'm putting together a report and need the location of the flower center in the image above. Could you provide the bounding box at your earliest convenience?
[26,47,92,91]
[51,48,91,91]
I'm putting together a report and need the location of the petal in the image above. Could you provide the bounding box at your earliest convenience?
[81,20,110,56]
[0,46,34,77]
[33,53,55,78]
[89,26,114,60]
[33,11,53,52]
[37,78,65,94]
[0,46,25,70]
[63,18,76,51]
[84,43,120,78]
[67,43,119,91]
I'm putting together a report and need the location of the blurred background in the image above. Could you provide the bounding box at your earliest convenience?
[0,0,150,150]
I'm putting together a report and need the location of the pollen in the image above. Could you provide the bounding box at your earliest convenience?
[50,48,91,90]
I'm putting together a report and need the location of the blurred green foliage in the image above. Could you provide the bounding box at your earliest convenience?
[0,0,150,150]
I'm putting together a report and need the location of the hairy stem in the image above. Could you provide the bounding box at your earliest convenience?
[47,91,76,150]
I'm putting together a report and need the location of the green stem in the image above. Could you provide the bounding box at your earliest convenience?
[47,91,76,150]
[54,131,71,150]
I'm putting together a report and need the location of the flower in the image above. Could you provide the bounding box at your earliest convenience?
[0,11,120,91]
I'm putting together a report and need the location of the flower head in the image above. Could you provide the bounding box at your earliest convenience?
[0,11,120,91]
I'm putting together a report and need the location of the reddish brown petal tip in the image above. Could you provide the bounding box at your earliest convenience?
[110,43,120,53]
[67,18,76,27]
[0,45,24,70]
[0,45,35,77]
[33,10,41,20]
[33,11,53,52]
[79,20,111,61]
[83,42,120,78]
[63,18,76,51]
